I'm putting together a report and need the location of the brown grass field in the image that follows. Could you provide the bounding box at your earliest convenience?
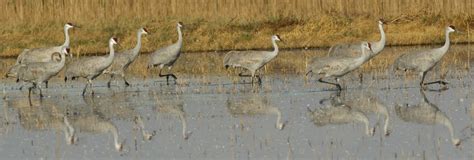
[0,0,472,76]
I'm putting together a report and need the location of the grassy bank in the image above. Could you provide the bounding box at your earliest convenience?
[0,0,472,57]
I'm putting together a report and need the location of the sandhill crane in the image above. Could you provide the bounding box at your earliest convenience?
[308,93,374,136]
[393,26,456,89]
[16,47,69,97]
[153,93,191,140]
[13,23,77,88]
[328,91,391,136]
[328,19,386,59]
[16,23,77,64]
[65,37,118,96]
[395,90,461,146]
[226,94,286,130]
[306,42,372,90]
[4,97,76,145]
[223,35,282,85]
[148,22,183,84]
[104,28,148,88]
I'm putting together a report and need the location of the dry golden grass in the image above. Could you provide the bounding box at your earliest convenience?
[0,0,472,57]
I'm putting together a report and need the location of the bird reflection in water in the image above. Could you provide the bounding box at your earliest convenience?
[395,90,461,146]
[226,93,286,130]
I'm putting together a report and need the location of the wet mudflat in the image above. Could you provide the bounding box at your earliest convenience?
[0,71,472,159]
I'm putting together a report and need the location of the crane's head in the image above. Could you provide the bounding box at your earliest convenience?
[140,27,149,35]
[177,22,184,28]
[272,35,282,42]
[61,47,70,56]
[447,25,456,33]
[378,19,386,25]
[361,42,372,53]
[65,23,78,29]
[110,37,119,45]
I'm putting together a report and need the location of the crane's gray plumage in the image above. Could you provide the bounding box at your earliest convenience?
[104,28,148,88]
[393,26,456,89]
[16,23,76,64]
[395,90,461,146]
[148,22,183,84]
[16,47,69,97]
[8,23,77,89]
[226,94,286,130]
[308,93,374,136]
[306,42,372,90]
[328,20,386,59]
[64,37,118,96]
[223,35,282,84]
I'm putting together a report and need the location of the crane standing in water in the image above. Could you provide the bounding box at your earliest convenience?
[393,26,456,90]
[223,35,282,85]
[306,42,373,90]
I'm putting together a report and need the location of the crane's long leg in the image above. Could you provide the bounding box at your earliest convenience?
[318,78,342,91]
[419,71,427,87]
[423,80,449,85]
[107,74,115,88]
[37,83,44,98]
[159,69,177,85]
[420,71,449,89]
[82,81,89,96]
[121,73,130,87]
[89,80,94,95]
[45,81,49,89]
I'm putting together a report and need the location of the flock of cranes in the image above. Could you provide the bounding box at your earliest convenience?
[4,20,459,97]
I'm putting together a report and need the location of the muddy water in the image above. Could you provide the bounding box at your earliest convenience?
[0,72,472,159]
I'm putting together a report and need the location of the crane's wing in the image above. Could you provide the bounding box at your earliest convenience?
[223,51,264,67]
[328,42,363,58]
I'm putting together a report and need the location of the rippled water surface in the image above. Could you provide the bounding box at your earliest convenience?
[0,45,473,159]
[0,72,472,160]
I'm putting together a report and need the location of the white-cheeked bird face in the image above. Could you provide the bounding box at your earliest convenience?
[62,47,70,56]
[362,42,372,52]
[111,37,119,45]
[378,19,386,25]
[273,35,282,41]
[65,23,75,29]
[177,22,183,28]
[448,25,456,33]
[141,28,149,35]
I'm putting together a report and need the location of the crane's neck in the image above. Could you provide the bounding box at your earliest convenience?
[371,24,386,55]
[132,32,143,58]
[177,26,183,47]
[269,107,283,129]
[437,113,459,146]
[178,113,187,139]
[62,27,71,48]
[271,39,279,57]
[379,103,390,135]
[106,42,115,64]
[105,123,121,151]
[433,30,452,60]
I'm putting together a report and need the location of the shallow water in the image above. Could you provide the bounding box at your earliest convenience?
[0,72,472,159]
